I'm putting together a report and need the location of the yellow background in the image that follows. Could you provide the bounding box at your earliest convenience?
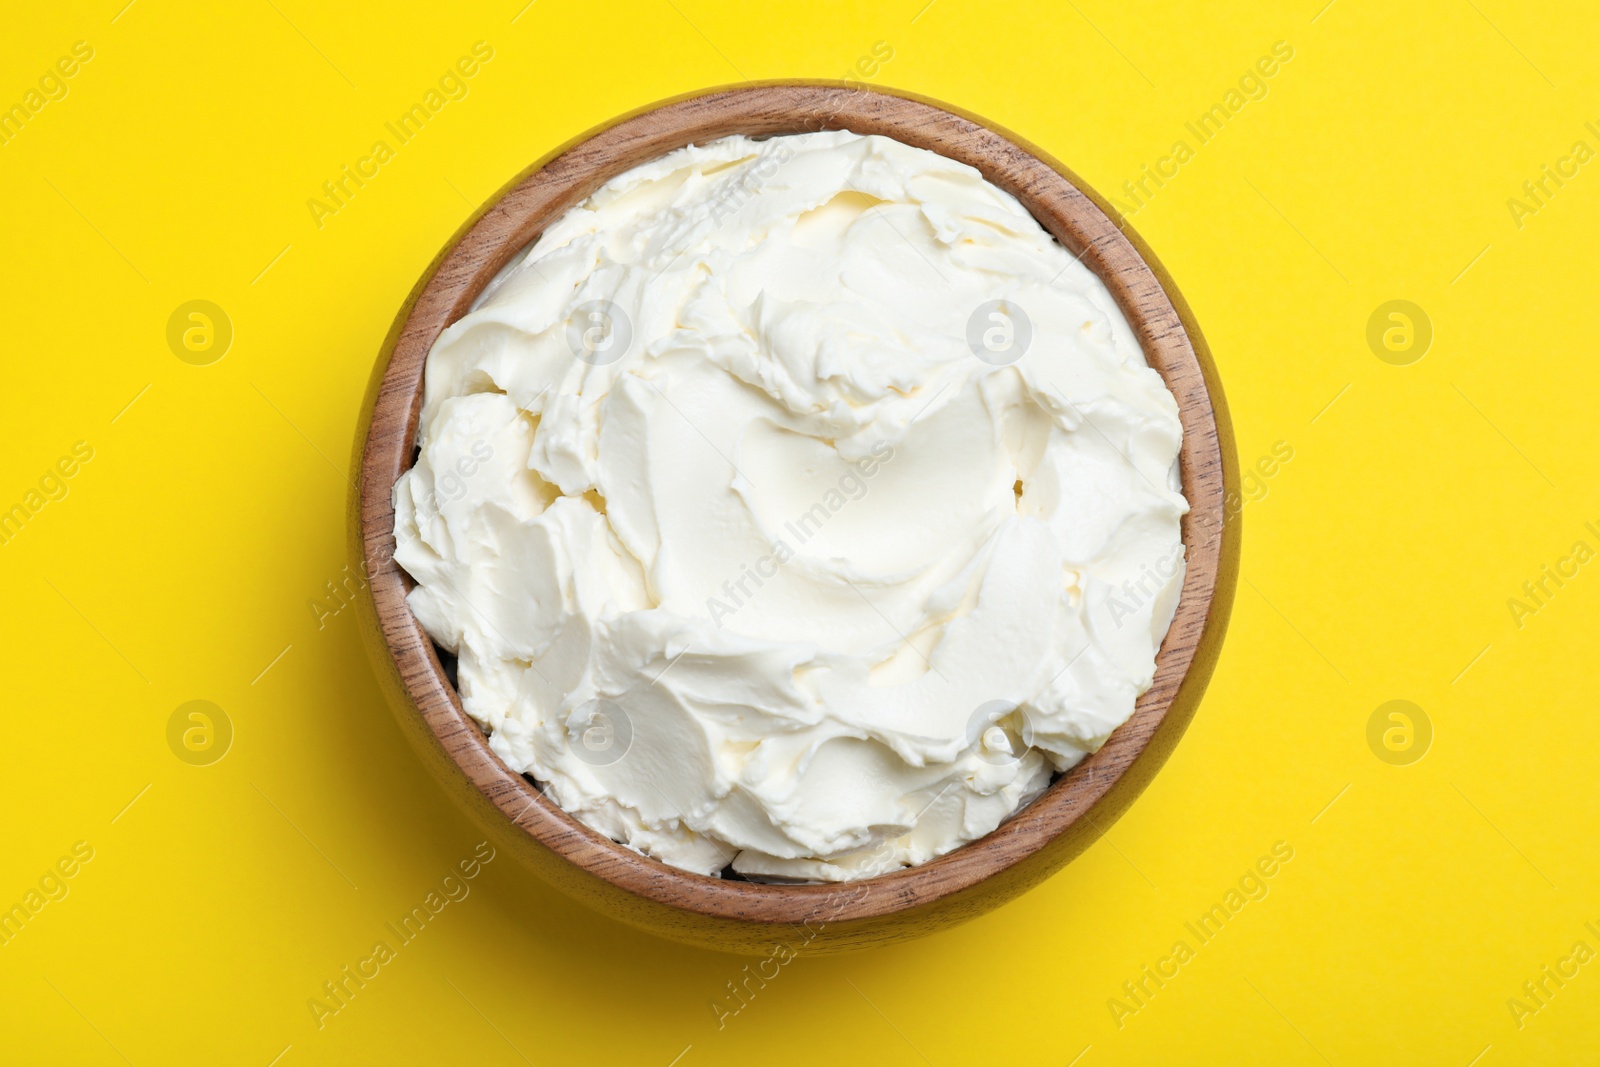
[3,0,1597,1063]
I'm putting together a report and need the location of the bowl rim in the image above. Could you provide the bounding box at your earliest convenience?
[356,81,1232,927]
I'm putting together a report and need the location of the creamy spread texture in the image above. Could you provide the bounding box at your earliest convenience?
[392,130,1188,881]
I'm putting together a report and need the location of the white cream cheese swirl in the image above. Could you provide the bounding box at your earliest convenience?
[392,130,1188,881]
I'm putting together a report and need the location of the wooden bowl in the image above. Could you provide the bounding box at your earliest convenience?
[351,82,1238,955]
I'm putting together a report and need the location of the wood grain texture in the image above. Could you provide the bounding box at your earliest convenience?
[351,82,1239,955]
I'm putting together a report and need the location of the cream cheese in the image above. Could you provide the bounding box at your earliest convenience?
[392,130,1188,881]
